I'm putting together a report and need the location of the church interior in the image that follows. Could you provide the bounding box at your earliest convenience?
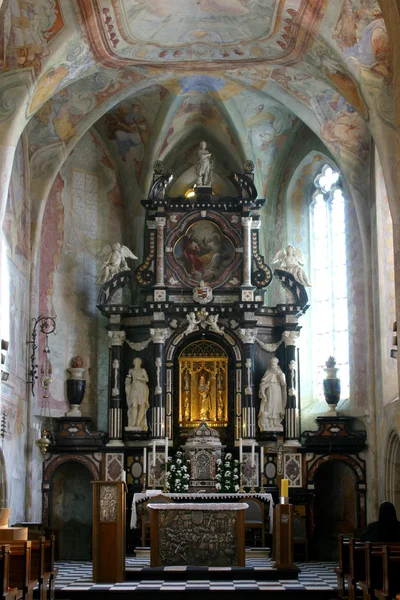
[1,0,400,597]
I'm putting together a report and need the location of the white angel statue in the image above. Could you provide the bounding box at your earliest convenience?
[183,312,200,336]
[207,314,224,335]
[272,245,312,287]
[96,243,138,284]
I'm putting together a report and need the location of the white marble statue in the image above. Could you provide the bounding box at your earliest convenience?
[125,357,149,430]
[96,243,138,284]
[207,314,224,335]
[258,357,287,431]
[196,141,213,187]
[184,312,200,336]
[272,245,312,287]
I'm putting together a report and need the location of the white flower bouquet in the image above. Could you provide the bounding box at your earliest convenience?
[216,453,240,492]
[166,450,191,492]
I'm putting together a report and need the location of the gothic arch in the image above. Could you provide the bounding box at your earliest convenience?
[385,430,400,513]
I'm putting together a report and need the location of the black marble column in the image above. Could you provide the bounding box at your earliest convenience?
[283,330,300,441]
[107,329,126,446]
[150,327,169,439]
[241,328,257,439]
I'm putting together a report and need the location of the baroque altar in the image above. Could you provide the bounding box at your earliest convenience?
[94,146,310,518]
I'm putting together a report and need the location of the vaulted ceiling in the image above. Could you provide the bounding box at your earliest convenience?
[0,1,394,218]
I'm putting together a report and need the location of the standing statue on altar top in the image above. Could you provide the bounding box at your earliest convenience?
[198,374,212,420]
[125,357,149,430]
[258,357,287,431]
[196,141,213,187]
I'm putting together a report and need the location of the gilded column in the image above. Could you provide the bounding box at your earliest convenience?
[107,329,126,446]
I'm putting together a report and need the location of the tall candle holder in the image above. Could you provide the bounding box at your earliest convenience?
[238,462,245,493]
[141,472,147,494]
[162,462,168,493]
[259,471,266,494]
[249,465,256,494]
[150,465,156,489]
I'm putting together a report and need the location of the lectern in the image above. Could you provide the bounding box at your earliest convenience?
[92,481,126,583]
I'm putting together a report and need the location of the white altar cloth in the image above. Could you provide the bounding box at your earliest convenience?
[131,490,274,530]
[148,502,248,511]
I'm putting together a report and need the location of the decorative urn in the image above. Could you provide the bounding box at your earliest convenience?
[66,356,86,417]
[323,356,341,414]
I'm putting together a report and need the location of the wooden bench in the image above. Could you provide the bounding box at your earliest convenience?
[43,536,57,600]
[359,542,400,600]
[6,542,36,600]
[346,538,367,600]
[0,545,21,600]
[335,534,352,599]
[375,546,400,600]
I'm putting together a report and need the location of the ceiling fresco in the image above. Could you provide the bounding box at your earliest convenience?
[0,0,394,247]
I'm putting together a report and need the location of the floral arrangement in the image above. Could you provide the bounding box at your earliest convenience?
[215,452,240,492]
[70,356,84,368]
[166,450,191,492]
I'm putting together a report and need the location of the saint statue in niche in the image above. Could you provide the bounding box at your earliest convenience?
[198,374,212,420]
[196,141,213,187]
[258,357,287,431]
[125,357,149,430]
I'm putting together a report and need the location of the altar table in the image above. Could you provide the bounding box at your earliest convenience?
[130,490,274,530]
[149,502,247,567]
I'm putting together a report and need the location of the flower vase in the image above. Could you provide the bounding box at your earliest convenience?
[323,362,341,415]
[66,368,86,417]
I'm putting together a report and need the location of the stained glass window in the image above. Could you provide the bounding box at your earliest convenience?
[310,165,349,400]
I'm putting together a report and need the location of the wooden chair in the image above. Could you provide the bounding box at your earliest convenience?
[359,542,400,600]
[375,545,400,600]
[141,495,172,546]
[43,535,57,600]
[6,541,36,600]
[292,512,308,561]
[0,544,21,600]
[335,534,351,600]
[240,498,265,547]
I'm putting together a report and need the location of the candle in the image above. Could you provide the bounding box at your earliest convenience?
[152,441,156,466]
[281,478,289,498]
[239,438,243,463]
[143,447,147,474]
[251,442,255,468]
[260,446,264,473]
[165,437,168,463]
[122,470,126,483]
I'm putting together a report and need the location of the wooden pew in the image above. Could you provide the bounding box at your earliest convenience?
[346,538,366,600]
[335,534,352,600]
[6,542,36,600]
[375,546,400,600]
[42,536,57,600]
[358,542,400,600]
[0,545,21,600]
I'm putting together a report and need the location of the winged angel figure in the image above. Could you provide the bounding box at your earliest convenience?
[96,243,138,284]
[272,245,312,287]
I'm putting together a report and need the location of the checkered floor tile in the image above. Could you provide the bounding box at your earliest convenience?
[54,558,339,592]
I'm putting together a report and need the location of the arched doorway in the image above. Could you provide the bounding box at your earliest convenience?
[385,431,400,514]
[312,459,359,560]
[51,461,93,560]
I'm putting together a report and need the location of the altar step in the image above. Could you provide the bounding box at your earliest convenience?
[134,546,271,559]
[126,565,298,581]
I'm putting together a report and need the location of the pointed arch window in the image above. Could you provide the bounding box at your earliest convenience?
[310,165,349,400]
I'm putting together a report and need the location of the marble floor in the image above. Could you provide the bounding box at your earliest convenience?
[53,556,339,598]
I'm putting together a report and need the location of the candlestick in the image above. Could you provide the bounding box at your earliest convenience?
[249,465,256,494]
[162,462,168,493]
[281,478,289,498]
[143,447,147,474]
[239,437,243,464]
[152,440,156,466]
[164,436,168,463]
[259,446,265,493]
[239,461,245,493]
